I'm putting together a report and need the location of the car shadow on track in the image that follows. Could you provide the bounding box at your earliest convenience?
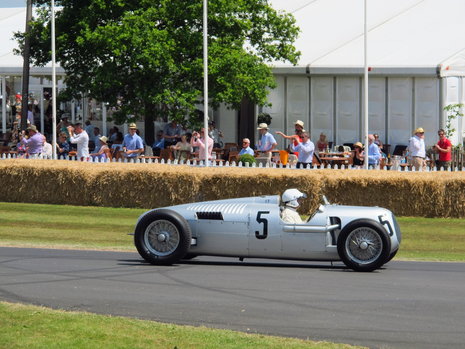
[117,257,351,271]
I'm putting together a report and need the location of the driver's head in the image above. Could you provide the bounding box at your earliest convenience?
[282,189,307,208]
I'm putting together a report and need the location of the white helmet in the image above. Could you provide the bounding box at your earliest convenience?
[282,189,307,208]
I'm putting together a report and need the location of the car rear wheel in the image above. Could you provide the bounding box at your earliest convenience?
[337,220,391,272]
[134,209,192,265]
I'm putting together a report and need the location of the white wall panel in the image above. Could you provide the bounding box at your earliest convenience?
[368,78,386,142]
[415,78,439,147]
[286,76,309,134]
[388,78,412,146]
[311,77,333,144]
[262,75,285,147]
[336,77,359,145]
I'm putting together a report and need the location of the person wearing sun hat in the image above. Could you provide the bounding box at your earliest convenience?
[352,141,364,166]
[257,123,277,151]
[256,123,277,165]
[90,136,110,161]
[275,120,305,145]
[19,124,44,156]
[122,123,144,158]
[257,122,277,154]
[408,127,426,170]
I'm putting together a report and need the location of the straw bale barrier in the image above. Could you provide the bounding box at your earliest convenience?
[1,159,464,218]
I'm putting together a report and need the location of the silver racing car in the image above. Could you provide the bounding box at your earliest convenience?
[134,192,401,272]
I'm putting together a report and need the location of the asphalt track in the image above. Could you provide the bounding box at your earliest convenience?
[1,247,464,349]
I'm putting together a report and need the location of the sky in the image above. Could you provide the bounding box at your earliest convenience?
[1,0,26,8]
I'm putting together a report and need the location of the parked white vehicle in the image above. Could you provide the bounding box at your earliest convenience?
[134,193,401,272]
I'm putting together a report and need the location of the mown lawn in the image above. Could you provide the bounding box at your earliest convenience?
[0,301,363,349]
[1,202,465,261]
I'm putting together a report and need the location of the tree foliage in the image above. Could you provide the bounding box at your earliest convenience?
[16,0,300,142]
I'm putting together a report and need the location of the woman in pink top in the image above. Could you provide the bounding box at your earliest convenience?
[191,128,214,161]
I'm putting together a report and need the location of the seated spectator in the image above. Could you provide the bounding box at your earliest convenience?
[42,136,53,158]
[111,132,124,150]
[352,142,364,166]
[152,130,165,156]
[373,133,383,150]
[316,133,328,152]
[238,138,254,156]
[108,126,119,143]
[170,134,193,161]
[56,132,70,158]
[90,136,110,161]
[208,121,224,148]
[163,120,182,148]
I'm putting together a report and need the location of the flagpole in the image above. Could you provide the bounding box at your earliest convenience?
[203,0,209,166]
[51,0,57,159]
[363,0,369,169]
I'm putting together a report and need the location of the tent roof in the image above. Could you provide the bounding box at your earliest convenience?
[270,0,465,76]
[2,1,465,76]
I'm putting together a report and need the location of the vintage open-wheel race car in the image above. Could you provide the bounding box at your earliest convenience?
[134,191,401,272]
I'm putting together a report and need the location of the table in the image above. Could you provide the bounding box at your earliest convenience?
[319,156,351,167]
[319,151,351,157]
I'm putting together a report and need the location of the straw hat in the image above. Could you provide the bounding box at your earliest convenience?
[257,123,269,130]
[129,123,137,129]
[294,120,304,128]
[27,125,37,132]
[354,142,364,149]
[99,136,108,144]
[414,127,424,134]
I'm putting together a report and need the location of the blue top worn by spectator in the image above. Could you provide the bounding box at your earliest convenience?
[238,138,255,156]
[367,134,381,165]
[163,121,182,147]
[122,123,144,158]
[257,123,277,152]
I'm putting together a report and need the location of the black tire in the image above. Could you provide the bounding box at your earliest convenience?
[134,209,192,265]
[337,219,391,272]
[384,249,398,265]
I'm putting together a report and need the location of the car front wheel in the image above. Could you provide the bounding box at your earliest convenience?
[337,220,391,272]
[134,209,192,265]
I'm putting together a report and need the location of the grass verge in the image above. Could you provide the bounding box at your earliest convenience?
[0,301,364,349]
[1,202,465,261]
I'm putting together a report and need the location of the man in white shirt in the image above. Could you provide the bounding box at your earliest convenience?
[291,131,314,168]
[408,127,426,170]
[280,189,307,224]
[68,123,90,161]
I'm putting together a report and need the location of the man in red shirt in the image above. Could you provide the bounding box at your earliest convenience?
[433,129,452,170]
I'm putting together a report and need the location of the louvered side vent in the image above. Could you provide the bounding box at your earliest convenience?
[196,212,224,220]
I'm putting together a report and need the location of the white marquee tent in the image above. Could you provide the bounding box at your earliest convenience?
[261,0,465,148]
[2,1,465,146]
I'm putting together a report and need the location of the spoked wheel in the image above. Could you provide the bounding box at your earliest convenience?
[337,220,391,272]
[134,209,192,265]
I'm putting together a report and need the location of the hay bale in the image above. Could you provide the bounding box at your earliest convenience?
[1,159,464,217]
